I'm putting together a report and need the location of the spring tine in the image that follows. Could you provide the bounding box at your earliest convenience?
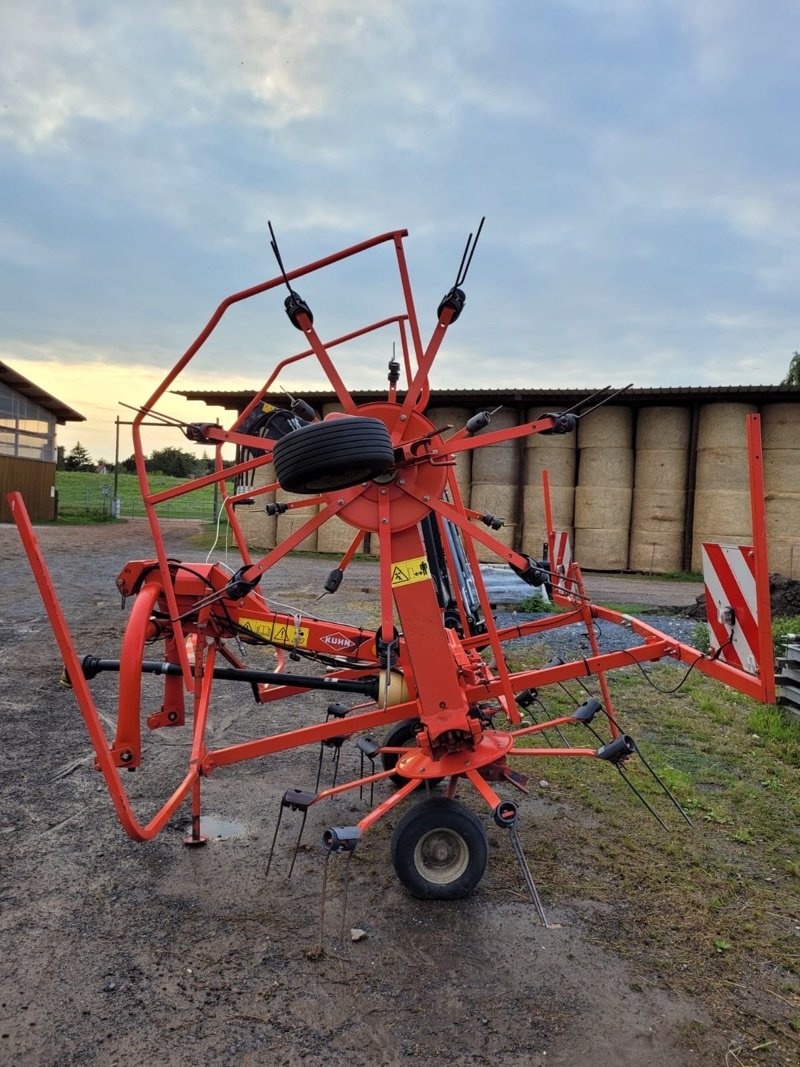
[631,742,693,826]
[318,849,331,955]
[331,746,341,789]
[613,765,670,831]
[338,850,355,945]
[509,825,549,927]
[314,743,326,792]
[265,803,285,878]
[287,809,309,880]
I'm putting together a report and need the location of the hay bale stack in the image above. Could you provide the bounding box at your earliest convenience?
[470,409,521,485]
[691,403,756,570]
[469,482,517,562]
[317,514,366,557]
[522,405,577,554]
[276,486,319,552]
[468,409,522,562]
[234,460,278,551]
[761,404,800,578]
[574,407,633,570]
[428,405,473,498]
[629,407,690,572]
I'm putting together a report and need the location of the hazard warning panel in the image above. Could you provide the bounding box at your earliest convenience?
[551,530,575,595]
[238,617,309,648]
[390,555,431,587]
[701,543,759,675]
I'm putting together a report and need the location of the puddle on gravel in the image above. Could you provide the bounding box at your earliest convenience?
[196,815,246,840]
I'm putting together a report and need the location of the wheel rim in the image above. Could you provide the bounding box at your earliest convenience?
[413,827,470,885]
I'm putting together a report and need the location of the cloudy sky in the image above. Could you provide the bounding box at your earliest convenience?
[1,0,798,461]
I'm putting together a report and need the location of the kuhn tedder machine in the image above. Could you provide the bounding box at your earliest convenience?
[9,223,776,922]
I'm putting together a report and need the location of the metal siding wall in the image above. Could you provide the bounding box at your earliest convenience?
[0,457,56,522]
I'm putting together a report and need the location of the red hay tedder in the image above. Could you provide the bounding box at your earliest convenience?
[8,222,776,925]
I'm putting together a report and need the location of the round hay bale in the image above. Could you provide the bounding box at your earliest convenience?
[765,490,800,532]
[524,444,577,491]
[236,508,277,551]
[276,487,318,551]
[695,447,752,492]
[522,485,575,530]
[697,404,757,449]
[234,460,277,550]
[574,486,632,530]
[322,401,344,417]
[525,406,578,450]
[635,406,690,449]
[470,409,521,486]
[573,527,629,571]
[429,405,473,496]
[761,403,800,450]
[577,407,633,449]
[629,488,686,572]
[469,482,517,560]
[522,486,575,557]
[631,489,687,530]
[690,489,752,570]
[317,514,365,557]
[766,540,800,579]
[574,485,631,570]
[764,450,800,494]
[578,447,634,488]
[634,449,689,491]
[427,405,472,436]
[628,528,684,573]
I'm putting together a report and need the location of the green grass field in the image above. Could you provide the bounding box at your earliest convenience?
[55,470,233,521]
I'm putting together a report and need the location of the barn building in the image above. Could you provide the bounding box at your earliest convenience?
[179,385,800,577]
[0,361,85,523]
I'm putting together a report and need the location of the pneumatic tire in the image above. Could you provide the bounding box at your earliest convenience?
[272,417,394,494]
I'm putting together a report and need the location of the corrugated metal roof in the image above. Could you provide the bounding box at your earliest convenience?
[0,361,85,423]
[176,383,800,412]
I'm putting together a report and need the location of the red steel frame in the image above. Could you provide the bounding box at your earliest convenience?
[7,227,776,849]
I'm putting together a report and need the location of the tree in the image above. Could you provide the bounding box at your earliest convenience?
[146,446,201,478]
[64,442,94,471]
[781,351,800,386]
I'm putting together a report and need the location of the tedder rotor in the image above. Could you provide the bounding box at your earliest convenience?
[9,222,777,925]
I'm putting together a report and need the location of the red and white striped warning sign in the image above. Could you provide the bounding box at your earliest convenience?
[551,530,576,595]
[701,542,760,674]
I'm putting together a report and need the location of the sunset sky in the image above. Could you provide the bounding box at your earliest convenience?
[1,1,798,461]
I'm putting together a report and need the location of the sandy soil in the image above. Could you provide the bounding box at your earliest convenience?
[0,520,724,1065]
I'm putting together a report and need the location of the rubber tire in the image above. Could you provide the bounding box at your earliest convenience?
[381,719,442,789]
[273,417,394,494]
[391,798,488,900]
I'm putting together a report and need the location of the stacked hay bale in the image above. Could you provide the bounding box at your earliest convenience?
[522,405,577,558]
[629,407,690,573]
[574,407,634,570]
[691,403,757,571]
[761,403,800,578]
[233,459,278,551]
[468,408,522,562]
[427,404,473,503]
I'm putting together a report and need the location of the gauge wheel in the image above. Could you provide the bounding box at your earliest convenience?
[272,416,394,494]
[391,798,488,900]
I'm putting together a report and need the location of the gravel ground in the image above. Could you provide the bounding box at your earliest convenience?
[495,610,701,661]
[0,519,727,1066]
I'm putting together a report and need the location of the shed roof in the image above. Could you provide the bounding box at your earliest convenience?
[0,362,85,424]
[176,383,800,414]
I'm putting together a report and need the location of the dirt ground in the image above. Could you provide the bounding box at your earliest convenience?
[0,519,750,1066]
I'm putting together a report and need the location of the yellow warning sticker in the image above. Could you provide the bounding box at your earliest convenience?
[239,617,309,648]
[390,555,431,587]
